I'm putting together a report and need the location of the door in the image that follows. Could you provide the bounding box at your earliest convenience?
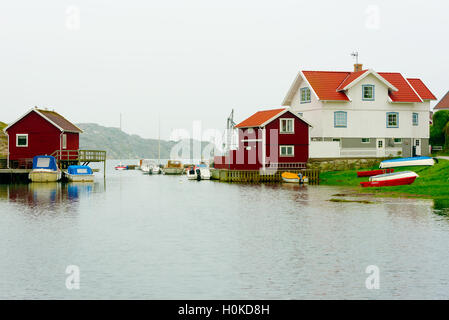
[376,139,385,157]
[414,139,421,156]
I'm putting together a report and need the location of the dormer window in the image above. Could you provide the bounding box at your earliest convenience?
[300,87,311,103]
[362,85,375,101]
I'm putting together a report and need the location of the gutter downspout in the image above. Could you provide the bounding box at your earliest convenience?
[262,126,266,171]
[6,132,9,169]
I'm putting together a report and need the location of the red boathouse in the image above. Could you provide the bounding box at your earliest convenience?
[214,108,311,171]
[4,108,83,168]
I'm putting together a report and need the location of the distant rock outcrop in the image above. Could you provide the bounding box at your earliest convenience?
[0,121,7,157]
[77,123,216,160]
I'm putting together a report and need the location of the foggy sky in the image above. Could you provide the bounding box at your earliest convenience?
[0,0,447,140]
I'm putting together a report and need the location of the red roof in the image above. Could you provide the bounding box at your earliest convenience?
[235,108,286,128]
[294,70,434,103]
[376,73,422,102]
[407,78,437,100]
[302,71,350,101]
[434,91,449,110]
[336,70,369,91]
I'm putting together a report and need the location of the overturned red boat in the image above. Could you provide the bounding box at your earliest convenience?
[357,169,394,177]
[360,171,418,188]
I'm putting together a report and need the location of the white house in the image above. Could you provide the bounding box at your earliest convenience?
[282,64,437,158]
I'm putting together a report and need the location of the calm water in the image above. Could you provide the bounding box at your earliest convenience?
[1,160,449,299]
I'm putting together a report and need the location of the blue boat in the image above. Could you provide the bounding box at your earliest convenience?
[379,156,435,168]
[66,165,95,182]
[29,155,61,182]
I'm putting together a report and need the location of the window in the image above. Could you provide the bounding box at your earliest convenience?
[394,138,402,144]
[280,118,294,133]
[247,128,254,134]
[361,138,370,143]
[378,140,383,148]
[300,87,311,103]
[386,112,399,128]
[16,134,28,147]
[280,145,294,157]
[362,85,375,101]
[297,112,303,117]
[334,111,347,128]
[413,113,419,126]
[62,134,67,149]
[332,138,341,142]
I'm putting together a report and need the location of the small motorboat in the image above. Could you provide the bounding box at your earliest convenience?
[115,164,127,170]
[186,164,211,181]
[65,165,94,182]
[357,169,394,177]
[379,156,435,169]
[29,155,62,182]
[360,171,418,187]
[281,172,308,183]
[150,164,161,174]
[163,160,184,175]
[140,159,151,173]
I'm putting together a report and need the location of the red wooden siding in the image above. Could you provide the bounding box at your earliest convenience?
[6,111,80,161]
[214,110,309,170]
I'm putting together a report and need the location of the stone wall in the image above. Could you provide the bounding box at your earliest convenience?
[307,158,386,172]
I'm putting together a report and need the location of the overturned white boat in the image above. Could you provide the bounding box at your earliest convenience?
[379,156,435,169]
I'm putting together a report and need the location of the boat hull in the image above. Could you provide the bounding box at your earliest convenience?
[29,170,62,182]
[379,157,435,168]
[360,176,417,187]
[281,172,308,183]
[357,169,394,177]
[66,174,94,182]
[163,168,184,175]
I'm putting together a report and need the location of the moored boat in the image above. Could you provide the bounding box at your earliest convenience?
[163,160,184,175]
[115,164,127,170]
[140,159,152,173]
[151,165,161,174]
[379,156,435,168]
[281,172,309,183]
[65,165,94,182]
[186,164,211,181]
[360,171,418,187]
[28,155,62,182]
[357,169,394,177]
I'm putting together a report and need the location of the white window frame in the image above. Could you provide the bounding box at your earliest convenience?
[279,145,294,157]
[62,133,67,149]
[393,138,402,144]
[279,118,294,134]
[412,113,419,126]
[16,134,28,147]
[300,87,311,103]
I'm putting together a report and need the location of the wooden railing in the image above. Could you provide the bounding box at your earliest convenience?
[51,149,106,163]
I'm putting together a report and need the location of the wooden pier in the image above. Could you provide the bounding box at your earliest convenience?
[210,168,320,184]
[51,149,107,177]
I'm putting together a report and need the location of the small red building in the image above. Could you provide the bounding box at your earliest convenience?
[5,108,83,168]
[214,108,311,170]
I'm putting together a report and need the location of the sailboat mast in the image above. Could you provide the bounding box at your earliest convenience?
[158,116,161,165]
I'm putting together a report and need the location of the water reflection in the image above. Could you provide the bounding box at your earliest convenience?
[0,181,104,209]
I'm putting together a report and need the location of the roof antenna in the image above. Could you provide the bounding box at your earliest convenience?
[350,51,359,65]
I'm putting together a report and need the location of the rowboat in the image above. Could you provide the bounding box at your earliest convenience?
[281,172,308,183]
[29,156,62,182]
[357,169,394,177]
[360,171,418,187]
[65,165,94,182]
[379,156,435,169]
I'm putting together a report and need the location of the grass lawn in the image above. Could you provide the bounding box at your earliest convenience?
[320,159,449,200]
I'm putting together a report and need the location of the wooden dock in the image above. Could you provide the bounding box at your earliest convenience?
[0,168,31,183]
[210,168,320,184]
